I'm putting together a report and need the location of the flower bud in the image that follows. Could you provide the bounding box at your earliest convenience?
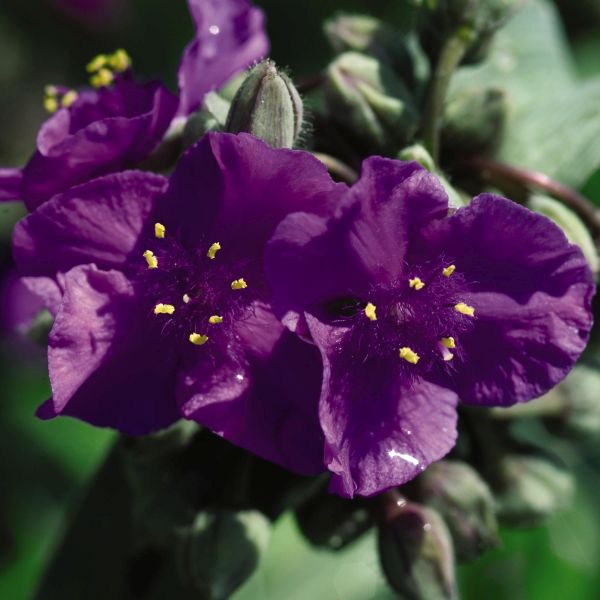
[495,454,574,528]
[324,52,418,151]
[418,460,499,561]
[295,489,372,550]
[528,194,599,275]
[225,59,303,149]
[441,85,507,155]
[324,14,425,87]
[378,499,457,600]
[177,510,271,600]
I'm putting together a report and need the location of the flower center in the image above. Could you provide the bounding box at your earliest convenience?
[132,222,250,347]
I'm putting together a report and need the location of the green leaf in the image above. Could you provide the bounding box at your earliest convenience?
[451,0,600,188]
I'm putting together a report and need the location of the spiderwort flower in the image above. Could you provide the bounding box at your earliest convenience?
[177,0,269,116]
[12,133,344,474]
[266,158,594,497]
[0,51,177,208]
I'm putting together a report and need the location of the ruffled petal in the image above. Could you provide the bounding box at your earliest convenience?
[13,171,167,275]
[23,82,177,208]
[0,168,23,201]
[178,307,324,475]
[41,265,179,434]
[308,316,458,497]
[420,194,595,405]
[160,132,345,253]
[177,0,269,115]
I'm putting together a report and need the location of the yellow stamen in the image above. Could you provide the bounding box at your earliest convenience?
[442,350,454,362]
[455,302,475,317]
[443,265,456,277]
[43,96,59,113]
[207,242,221,259]
[208,315,223,324]
[154,303,175,315]
[364,302,377,321]
[143,250,158,269]
[86,54,108,73]
[231,278,247,290]
[90,68,114,88]
[44,84,58,97]
[399,347,420,364]
[183,294,191,304]
[61,90,78,108]
[108,49,131,72]
[154,222,166,239]
[441,336,456,349]
[189,333,209,346]
[408,277,425,290]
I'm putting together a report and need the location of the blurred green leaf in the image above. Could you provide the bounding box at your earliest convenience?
[452,0,600,188]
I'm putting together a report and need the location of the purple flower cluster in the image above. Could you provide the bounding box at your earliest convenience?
[4,1,595,498]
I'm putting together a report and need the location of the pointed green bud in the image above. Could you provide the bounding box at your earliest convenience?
[295,489,371,550]
[528,194,599,275]
[378,499,457,600]
[225,59,303,148]
[324,52,418,151]
[442,85,507,155]
[495,455,574,528]
[177,510,271,600]
[418,460,499,562]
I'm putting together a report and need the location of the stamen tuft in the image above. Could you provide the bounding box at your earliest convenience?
[208,315,223,324]
[408,277,425,290]
[61,90,78,108]
[183,294,191,304]
[143,250,158,269]
[207,242,221,259]
[231,278,247,290]
[443,265,456,277]
[441,336,456,349]
[189,333,209,346]
[154,223,166,239]
[154,303,175,315]
[455,302,475,317]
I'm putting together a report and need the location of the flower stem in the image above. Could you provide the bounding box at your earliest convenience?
[312,152,359,183]
[421,28,472,163]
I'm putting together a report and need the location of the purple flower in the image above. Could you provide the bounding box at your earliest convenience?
[177,0,269,116]
[1,70,177,208]
[13,133,344,474]
[266,158,595,497]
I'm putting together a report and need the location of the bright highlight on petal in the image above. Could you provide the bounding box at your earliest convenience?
[408,277,425,290]
[441,336,456,349]
[189,333,209,346]
[208,315,223,324]
[443,265,456,277]
[399,347,420,364]
[364,302,377,321]
[207,242,222,259]
[154,223,166,239]
[143,250,158,269]
[231,278,247,290]
[455,302,475,317]
[154,303,175,315]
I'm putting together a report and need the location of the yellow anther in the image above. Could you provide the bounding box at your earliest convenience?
[183,294,191,304]
[43,96,59,113]
[61,90,78,108]
[443,265,456,277]
[90,68,114,88]
[44,84,58,97]
[441,336,456,349]
[231,278,247,290]
[154,223,166,239]
[154,303,175,315]
[207,242,221,259]
[364,302,377,321]
[209,315,223,324]
[409,277,425,290]
[189,333,209,346]
[455,302,475,317]
[143,250,158,269]
[108,49,131,72]
[86,54,108,73]
[399,347,420,364]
